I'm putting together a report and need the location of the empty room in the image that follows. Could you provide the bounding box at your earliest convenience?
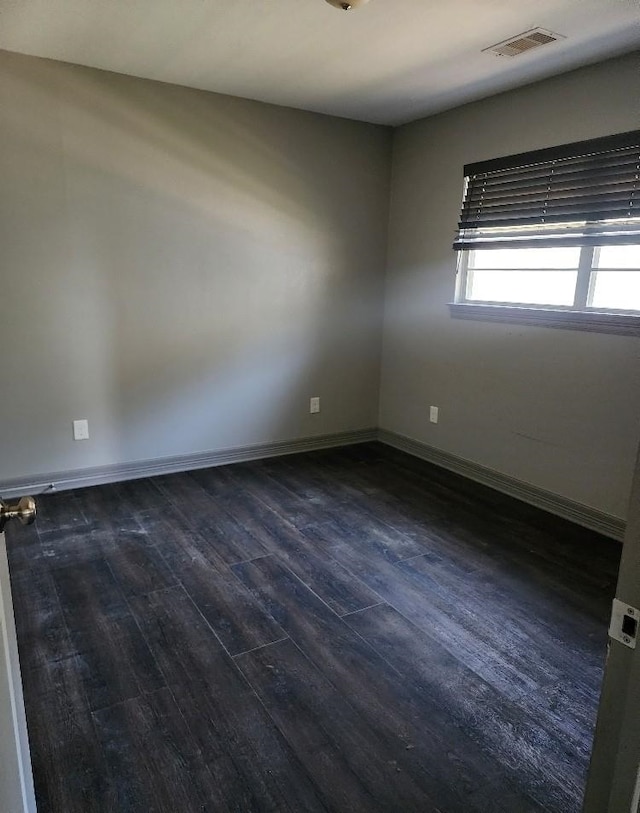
[1,1,640,811]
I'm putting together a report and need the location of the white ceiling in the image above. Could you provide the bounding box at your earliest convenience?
[0,0,638,125]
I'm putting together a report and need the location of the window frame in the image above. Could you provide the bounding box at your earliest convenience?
[449,129,640,335]
[450,245,640,337]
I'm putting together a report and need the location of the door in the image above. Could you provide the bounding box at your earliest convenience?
[0,497,37,813]
[584,447,640,812]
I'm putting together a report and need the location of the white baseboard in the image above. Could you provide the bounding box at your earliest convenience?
[0,428,377,498]
[377,429,625,542]
[2,425,624,542]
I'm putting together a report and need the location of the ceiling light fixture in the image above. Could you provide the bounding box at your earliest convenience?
[325,0,371,10]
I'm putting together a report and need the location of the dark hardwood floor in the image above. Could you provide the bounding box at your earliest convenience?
[5,442,621,812]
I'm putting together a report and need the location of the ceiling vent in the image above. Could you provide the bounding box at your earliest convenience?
[484,28,565,57]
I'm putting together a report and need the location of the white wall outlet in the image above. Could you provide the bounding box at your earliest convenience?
[429,406,439,424]
[310,397,320,414]
[73,419,90,441]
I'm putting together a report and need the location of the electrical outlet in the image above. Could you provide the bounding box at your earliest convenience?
[429,406,439,424]
[310,397,320,414]
[73,419,89,441]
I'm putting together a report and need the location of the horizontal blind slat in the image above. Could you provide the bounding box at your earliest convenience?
[454,130,640,250]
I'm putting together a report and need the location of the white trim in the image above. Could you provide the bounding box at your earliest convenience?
[0,535,36,813]
[449,302,640,336]
[0,429,377,497]
[377,428,625,541]
[0,425,624,541]
[630,761,640,813]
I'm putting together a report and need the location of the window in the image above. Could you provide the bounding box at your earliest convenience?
[591,246,640,311]
[450,130,640,335]
[458,245,640,311]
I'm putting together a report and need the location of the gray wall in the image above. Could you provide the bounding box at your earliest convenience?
[0,50,391,482]
[2,46,639,523]
[380,52,640,520]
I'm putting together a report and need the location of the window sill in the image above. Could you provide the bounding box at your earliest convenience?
[448,303,640,337]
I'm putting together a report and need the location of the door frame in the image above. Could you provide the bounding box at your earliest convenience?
[0,530,37,813]
[584,441,640,811]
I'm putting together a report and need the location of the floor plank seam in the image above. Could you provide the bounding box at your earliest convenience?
[339,601,387,618]
[231,636,291,658]
[229,552,274,567]
[231,555,348,621]
[228,642,334,812]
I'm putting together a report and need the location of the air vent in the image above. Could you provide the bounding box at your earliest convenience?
[484,28,565,57]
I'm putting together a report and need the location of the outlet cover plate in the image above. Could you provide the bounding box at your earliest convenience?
[73,419,90,441]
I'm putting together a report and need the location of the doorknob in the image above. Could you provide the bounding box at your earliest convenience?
[0,496,37,532]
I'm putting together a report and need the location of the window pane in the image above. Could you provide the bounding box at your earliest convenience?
[469,247,580,270]
[590,271,640,311]
[467,270,577,306]
[595,245,640,269]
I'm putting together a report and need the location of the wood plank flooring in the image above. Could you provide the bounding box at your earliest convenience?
[5,442,621,812]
